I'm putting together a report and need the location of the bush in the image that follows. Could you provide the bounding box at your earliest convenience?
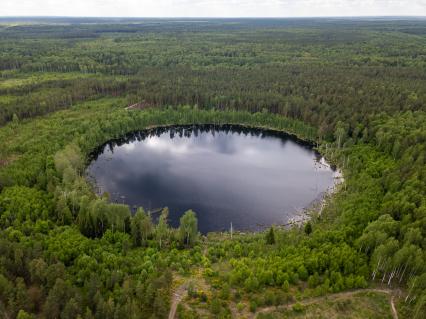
[264,291,276,306]
[210,297,221,315]
[237,302,245,312]
[249,301,257,313]
[0,186,52,228]
[219,283,230,300]
[282,280,290,292]
[292,302,304,313]
[199,291,208,302]
[244,275,259,292]
[297,265,309,281]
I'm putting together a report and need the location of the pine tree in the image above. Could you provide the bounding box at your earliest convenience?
[265,226,275,245]
[305,222,313,235]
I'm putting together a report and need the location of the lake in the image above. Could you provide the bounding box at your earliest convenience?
[87,125,337,233]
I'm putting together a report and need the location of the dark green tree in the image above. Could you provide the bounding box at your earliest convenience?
[304,222,312,235]
[265,226,275,245]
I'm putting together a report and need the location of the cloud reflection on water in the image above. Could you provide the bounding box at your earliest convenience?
[87,125,335,233]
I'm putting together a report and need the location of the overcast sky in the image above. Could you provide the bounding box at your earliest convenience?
[1,0,426,17]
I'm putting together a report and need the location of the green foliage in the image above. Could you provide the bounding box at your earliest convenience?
[130,207,153,246]
[54,144,84,176]
[12,114,19,126]
[304,222,312,235]
[17,310,34,319]
[0,17,425,318]
[244,275,259,292]
[179,210,198,247]
[156,207,170,248]
[0,186,52,228]
[249,300,257,312]
[292,302,304,313]
[265,226,276,244]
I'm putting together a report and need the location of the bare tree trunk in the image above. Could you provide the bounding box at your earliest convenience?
[388,267,396,286]
[399,263,408,283]
[372,258,382,280]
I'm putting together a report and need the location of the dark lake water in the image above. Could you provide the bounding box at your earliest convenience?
[87,125,337,233]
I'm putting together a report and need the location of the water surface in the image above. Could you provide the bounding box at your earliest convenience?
[87,125,336,233]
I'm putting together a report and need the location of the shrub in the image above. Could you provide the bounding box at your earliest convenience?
[249,301,257,313]
[292,302,304,312]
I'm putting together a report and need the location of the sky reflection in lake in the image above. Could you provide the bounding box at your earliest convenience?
[87,125,336,233]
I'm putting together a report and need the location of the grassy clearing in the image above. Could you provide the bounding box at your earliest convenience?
[0,72,98,89]
[256,290,393,319]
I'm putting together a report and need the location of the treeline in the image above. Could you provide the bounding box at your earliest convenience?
[1,19,426,138]
[0,77,128,126]
[54,143,199,246]
[3,65,425,135]
[0,105,316,188]
[0,145,201,318]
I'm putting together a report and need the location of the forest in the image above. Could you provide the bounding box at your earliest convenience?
[0,17,425,318]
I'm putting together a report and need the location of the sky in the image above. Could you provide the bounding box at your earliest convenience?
[1,0,426,17]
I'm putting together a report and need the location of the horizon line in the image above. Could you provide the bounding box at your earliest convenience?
[1,15,426,19]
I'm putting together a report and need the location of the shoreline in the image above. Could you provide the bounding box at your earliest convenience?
[84,121,342,236]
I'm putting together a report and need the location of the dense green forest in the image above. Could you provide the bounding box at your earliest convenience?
[0,17,425,318]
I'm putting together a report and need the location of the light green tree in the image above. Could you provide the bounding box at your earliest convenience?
[334,121,347,148]
[131,207,152,246]
[179,210,198,247]
[156,207,169,248]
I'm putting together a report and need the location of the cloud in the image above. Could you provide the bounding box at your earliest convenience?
[1,0,425,17]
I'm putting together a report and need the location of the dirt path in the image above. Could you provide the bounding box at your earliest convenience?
[390,294,398,319]
[168,283,188,319]
[168,284,398,319]
[255,288,398,319]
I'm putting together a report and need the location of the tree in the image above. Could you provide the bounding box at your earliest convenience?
[282,280,290,292]
[304,222,312,235]
[210,297,222,315]
[179,210,198,247]
[54,144,84,177]
[106,203,131,233]
[61,298,81,319]
[265,226,275,244]
[414,293,426,319]
[29,258,48,285]
[12,113,19,127]
[0,274,13,303]
[55,193,72,225]
[131,207,152,246]
[43,278,69,319]
[16,310,34,319]
[0,186,51,228]
[244,275,259,292]
[153,293,168,318]
[156,207,169,248]
[334,121,347,148]
[297,265,309,281]
[77,196,92,237]
[13,278,30,315]
[88,199,110,237]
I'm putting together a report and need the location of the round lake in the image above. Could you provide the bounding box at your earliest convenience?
[87,125,337,233]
